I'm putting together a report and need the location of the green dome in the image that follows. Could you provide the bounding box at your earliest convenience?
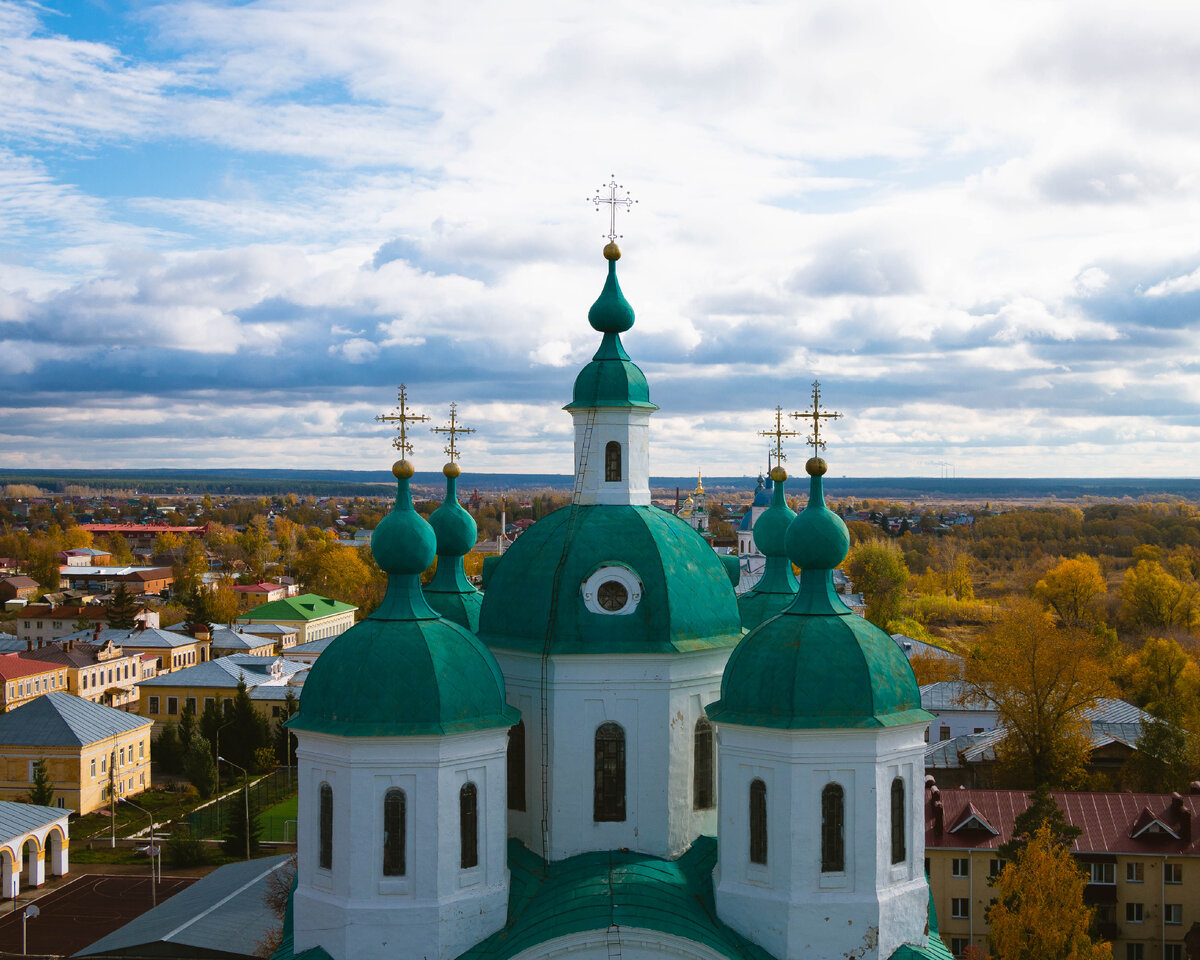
[292,468,517,737]
[478,505,742,655]
[428,473,477,558]
[588,258,635,333]
[752,473,795,556]
[371,475,436,575]
[566,332,657,410]
[738,475,800,630]
[712,467,931,730]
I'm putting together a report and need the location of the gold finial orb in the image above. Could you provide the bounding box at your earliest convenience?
[392,459,415,479]
[805,456,828,477]
[442,461,461,479]
[770,465,788,483]
[603,242,622,261]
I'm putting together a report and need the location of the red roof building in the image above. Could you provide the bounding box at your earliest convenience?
[0,652,69,711]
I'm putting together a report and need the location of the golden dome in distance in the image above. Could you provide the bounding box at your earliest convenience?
[392,459,415,479]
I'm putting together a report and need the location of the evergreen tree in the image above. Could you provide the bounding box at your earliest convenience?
[221,775,262,858]
[105,583,140,630]
[165,822,209,868]
[183,732,217,799]
[184,586,214,635]
[27,759,54,807]
[178,701,197,749]
[274,688,299,766]
[224,675,269,771]
[199,698,225,759]
[1124,713,1198,793]
[153,724,183,775]
[998,785,1082,864]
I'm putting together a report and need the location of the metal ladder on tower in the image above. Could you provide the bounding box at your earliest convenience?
[537,407,596,864]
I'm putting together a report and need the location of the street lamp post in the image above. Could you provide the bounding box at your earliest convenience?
[118,797,158,906]
[214,719,235,829]
[218,756,250,861]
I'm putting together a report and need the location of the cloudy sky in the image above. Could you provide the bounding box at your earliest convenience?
[3,0,1200,478]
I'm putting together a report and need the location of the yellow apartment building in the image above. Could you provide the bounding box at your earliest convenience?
[139,654,306,728]
[0,691,152,814]
[18,636,152,711]
[236,593,356,644]
[0,654,69,712]
[926,783,1199,960]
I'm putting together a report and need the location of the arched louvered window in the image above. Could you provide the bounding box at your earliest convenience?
[318,782,333,870]
[749,778,767,865]
[383,788,406,876]
[693,717,714,810]
[507,720,526,812]
[460,782,478,869]
[821,783,845,872]
[605,442,622,482]
[890,778,906,864]
[593,722,626,822]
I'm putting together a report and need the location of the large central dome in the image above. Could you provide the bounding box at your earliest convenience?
[478,504,743,655]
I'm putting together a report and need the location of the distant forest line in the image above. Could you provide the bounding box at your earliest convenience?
[2,468,1199,500]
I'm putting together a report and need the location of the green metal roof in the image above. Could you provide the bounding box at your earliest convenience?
[0,690,150,747]
[429,473,477,558]
[425,568,484,633]
[564,332,657,411]
[478,505,742,656]
[239,594,356,623]
[736,556,798,631]
[290,573,517,737]
[456,837,774,960]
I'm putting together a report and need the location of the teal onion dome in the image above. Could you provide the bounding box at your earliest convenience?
[290,459,518,737]
[428,468,477,558]
[588,257,635,333]
[371,463,436,575]
[712,455,931,731]
[737,467,799,630]
[752,469,796,557]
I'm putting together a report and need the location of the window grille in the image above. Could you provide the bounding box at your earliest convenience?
[821,783,845,872]
[604,442,622,482]
[593,723,626,822]
[383,789,405,876]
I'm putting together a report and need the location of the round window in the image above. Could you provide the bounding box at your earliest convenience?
[597,580,629,612]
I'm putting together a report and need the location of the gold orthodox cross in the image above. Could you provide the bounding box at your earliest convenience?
[589,176,637,243]
[758,406,801,464]
[431,402,475,462]
[790,380,842,457]
[375,384,428,458]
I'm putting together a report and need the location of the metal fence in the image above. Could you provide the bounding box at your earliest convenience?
[187,766,297,840]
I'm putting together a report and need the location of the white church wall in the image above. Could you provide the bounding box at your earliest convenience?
[572,408,652,507]
[493,649,729,861]
[713,723,929,960]
[293,729,510,960]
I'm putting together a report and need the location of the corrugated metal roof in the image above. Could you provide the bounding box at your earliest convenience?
[239,595,356,623]
[140,656,305,690]
[0,800,70,841]
[75,854,291,959]
[919,681,993,712]
[0,691,150,747]
[57,627,201,649]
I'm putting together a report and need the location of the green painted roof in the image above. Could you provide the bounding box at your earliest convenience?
[429,473,477,558]
[587,257,635,334]
[713,466,931,730]
[737,557,798,630]
[478,505,742,655]
[565,332,657,410]
[373,474,437,574]
[425,570,484,633]
[456,837,774,960]
[239,594,356,623]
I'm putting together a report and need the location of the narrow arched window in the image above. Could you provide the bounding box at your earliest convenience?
[891,778,906,864]
[693,717,714,810]
[318,782,333,870]
[383,788,406,876]
[593,722,626,822]
[605,442,622,482]
[749,778,767,865]
[507,720,526,812]
[821,783,845,872]
[460,782,478,869]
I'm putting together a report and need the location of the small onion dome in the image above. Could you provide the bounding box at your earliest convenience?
[428,467,477,559]
[738,468,799,630]
[751,468,794,557]
[291,464,516,737]
[750,474,772,508]
[588,257,635,333]
[711,458,931,730]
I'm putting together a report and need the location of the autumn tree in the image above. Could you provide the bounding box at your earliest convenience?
[988,822,1111,960]
[1119,637,1200,720]
[1119,560,1199,633]
[965,599,1112,788]
[1034,555,1107,627]
[844,539,909,628]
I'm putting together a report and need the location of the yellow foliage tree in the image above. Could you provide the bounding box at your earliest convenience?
[1120,637,1200,721]
[908,650,960,685]
[988,822,1111,960]
[1033,555,1107,627]
[1119,560,1200,633]
[966,599,1112,787]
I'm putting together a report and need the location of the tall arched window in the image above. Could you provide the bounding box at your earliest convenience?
[693,717,714,810]
[460,782,479,869]
[821,783,845,873]
[749,778,767,865]
[593,722,626,822]
[383,788,406,876]
[507,720,526,812]
[890,778,906,864]
[605,442,622,482]
[318,782,333,870]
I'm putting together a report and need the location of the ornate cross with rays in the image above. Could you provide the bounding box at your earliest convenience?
[375,384,429,458]
[790,380,842,457]
[758,406,801,465]
[589,175,637,242]
[431,402,475,463]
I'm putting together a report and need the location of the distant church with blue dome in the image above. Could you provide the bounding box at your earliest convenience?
[272,234,952,960]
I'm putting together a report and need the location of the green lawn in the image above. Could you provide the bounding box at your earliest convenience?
[259,794,298,843]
